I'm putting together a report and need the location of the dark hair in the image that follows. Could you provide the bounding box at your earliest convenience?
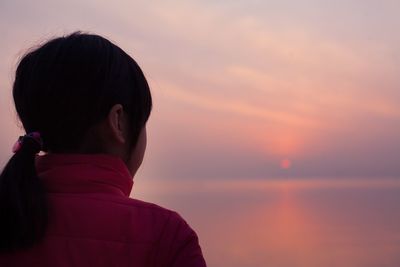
[0,32,152,252]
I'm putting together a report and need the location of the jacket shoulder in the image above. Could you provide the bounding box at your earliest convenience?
[120,197,206,266]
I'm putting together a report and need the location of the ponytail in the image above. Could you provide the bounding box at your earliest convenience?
[0,133,47,252]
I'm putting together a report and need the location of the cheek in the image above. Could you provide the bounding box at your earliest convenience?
[128,128,147,176]
[136,131,147,162]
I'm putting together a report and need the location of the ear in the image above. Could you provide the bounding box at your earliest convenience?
[107,104,128,144]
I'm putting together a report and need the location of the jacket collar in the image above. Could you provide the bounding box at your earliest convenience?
[35,153,133,197]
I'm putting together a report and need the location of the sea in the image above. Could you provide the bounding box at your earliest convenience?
[133,177,400,267]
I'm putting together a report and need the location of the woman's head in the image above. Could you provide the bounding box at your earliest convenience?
[0,32,152,252]
[14,32,152,170]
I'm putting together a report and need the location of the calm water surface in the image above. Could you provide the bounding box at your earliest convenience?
[134,178,400,267]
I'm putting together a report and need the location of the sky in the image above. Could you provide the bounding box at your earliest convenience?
[0,0,400,182]
[1,0,400,181]
[0,0,400,179]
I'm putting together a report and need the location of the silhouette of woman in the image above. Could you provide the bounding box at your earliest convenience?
[0,32,207,267]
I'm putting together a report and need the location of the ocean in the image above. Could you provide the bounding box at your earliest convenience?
[134,178,400,267]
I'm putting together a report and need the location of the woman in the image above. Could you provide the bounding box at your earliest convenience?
[0,32,206,267]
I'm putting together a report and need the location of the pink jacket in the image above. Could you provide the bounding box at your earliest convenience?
[0,153,206,267]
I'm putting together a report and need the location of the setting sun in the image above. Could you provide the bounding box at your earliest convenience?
[280,159,292,169]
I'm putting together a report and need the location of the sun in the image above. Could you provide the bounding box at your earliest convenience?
[280,159,292,169]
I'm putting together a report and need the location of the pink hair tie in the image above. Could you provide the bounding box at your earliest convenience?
[12,131,43,154]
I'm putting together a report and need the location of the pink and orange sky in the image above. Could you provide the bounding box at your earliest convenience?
[1,0,399,179]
